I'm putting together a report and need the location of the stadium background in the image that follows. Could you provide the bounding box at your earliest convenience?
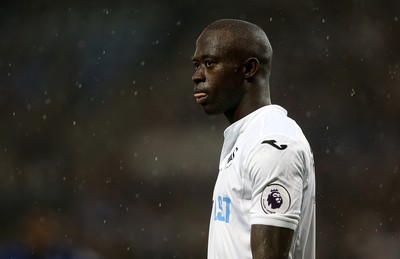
[1,0,399,258]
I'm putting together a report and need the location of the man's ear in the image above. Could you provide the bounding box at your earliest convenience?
[242,57,259,80]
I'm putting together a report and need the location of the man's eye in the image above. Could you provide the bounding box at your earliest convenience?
[205,60,215,67]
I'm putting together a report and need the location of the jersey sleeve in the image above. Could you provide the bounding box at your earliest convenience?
[245,134,306,230]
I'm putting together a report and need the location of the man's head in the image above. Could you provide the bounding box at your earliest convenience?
[191,19,273,122]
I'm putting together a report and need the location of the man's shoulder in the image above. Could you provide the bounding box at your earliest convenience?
[243,109,302,142]
[241,120,310,160]
[237,105,310,156]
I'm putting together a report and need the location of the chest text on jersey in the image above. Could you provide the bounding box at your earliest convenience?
[214,196,231,223]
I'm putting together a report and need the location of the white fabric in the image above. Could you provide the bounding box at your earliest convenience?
[207,105,315,259]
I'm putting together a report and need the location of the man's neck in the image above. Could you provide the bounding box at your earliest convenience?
[224,98,271,124]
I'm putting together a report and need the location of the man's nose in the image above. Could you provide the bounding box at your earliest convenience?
[192,66,205,84]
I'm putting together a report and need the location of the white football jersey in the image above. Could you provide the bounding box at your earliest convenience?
[207,105,315,259]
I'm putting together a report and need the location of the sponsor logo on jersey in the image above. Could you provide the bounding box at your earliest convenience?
[213,195,231,223]
[261,140,287,150]
[261,184,291,214]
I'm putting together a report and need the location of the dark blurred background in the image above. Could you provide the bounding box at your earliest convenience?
[0,0,399,258]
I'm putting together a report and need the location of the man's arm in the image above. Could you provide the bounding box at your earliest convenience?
[251,224,294,259]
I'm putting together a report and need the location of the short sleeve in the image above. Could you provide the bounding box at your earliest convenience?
[245,134,306,230]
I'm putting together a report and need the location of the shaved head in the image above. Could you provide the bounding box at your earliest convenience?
[203,19,273,77]
[192,19,273,123]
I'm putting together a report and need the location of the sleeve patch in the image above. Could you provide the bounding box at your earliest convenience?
[261,184,291,214]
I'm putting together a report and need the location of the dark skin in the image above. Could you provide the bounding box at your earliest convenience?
[192,22,294,259]
[251,225,294,259]
[192,29,270,124]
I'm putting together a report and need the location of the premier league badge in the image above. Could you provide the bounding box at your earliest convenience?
[261,184,291,214]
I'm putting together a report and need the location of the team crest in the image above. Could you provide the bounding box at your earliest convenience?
[225,147,238,169]
[261,184,291,214]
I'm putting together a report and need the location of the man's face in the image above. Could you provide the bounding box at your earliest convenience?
[191,29,244,115]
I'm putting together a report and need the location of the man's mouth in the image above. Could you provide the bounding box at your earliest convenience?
[194,92,208,104]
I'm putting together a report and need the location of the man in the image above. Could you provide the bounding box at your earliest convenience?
[191,19,315,259]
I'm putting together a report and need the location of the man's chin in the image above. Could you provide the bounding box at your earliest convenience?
[202,106,220,116]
